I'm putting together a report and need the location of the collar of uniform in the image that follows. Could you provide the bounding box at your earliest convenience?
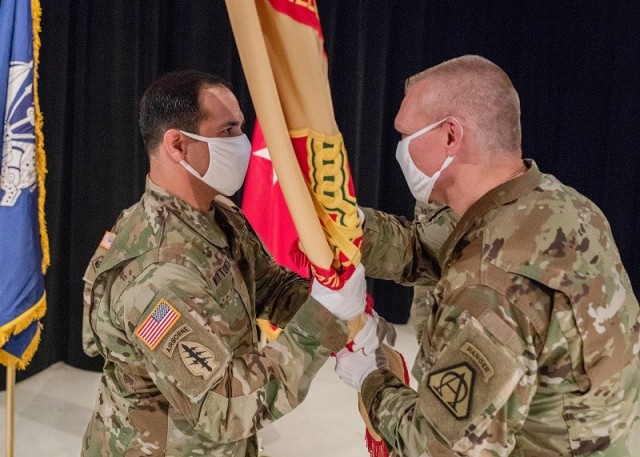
[145,177,229,249]
[438,159,541,268]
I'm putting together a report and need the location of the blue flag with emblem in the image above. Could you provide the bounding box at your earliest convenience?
[0,0,48,369]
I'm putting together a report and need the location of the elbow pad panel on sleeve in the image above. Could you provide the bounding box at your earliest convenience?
[419,309,527,450]
[196,379,278,443]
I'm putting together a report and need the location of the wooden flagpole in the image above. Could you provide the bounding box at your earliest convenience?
[225,0,334,272]
[5,366,15,457]
[224,1,406,452]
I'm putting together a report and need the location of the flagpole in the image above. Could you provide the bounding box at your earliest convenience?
[224,0,334,272]
[5,366,15,457]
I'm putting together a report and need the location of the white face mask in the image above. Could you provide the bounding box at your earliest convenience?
[179,130,251,196]
[395,118,456,203]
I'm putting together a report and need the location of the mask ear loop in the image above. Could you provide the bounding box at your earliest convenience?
[445,116,464,143]
[179,130,211,142]
[180,159,206,180]
[405,118,447,142]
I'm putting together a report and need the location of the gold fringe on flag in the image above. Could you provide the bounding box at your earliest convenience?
[0,323,42,370]
[31,0,49,274]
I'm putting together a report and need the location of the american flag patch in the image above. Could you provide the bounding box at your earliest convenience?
[99,231,116,249]
[135,299,181,350]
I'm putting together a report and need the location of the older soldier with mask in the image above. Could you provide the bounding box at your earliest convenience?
[336,55,640,456]
[81,70,367,456]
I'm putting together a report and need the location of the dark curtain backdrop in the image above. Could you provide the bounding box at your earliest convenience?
[3,0,639,384]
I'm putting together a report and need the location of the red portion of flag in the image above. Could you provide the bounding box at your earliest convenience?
[267,0,324,41]
[242,121,309,278]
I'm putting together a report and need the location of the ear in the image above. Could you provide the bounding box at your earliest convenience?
[162,129,187,163]
[444,117,464,154]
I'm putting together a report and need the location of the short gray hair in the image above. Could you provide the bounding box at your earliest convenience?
[407,55,521,153]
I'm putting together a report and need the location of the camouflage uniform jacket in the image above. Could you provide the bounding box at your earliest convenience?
[360,160,640,456]
[410,202,459,342]
[81,179,349,457]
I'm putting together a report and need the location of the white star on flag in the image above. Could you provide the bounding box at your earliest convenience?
[252,147,278,184]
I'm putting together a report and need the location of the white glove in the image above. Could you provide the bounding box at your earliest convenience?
[357,207,366,228]
[335,346,388,392]
[310,264,366,321]
[350,311,397,355]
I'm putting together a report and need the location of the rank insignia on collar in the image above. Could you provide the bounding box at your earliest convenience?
[179,341,217,380]
[427,361,475,420]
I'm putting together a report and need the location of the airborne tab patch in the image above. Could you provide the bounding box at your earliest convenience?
[427,361,475,419]
[162,323,193,357]
[179,341,217,380]
[135,299,181,350]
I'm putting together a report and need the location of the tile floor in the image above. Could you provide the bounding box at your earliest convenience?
[0,324,419,457]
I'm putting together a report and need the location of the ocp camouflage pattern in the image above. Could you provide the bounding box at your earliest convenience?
[409,200,459,376]
[360,160,640,456]
[81,178,349,456]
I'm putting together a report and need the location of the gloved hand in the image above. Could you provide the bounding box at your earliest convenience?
[310,264,366,321]
[350,311,397,355]
[357,206,366,229]
[335,345,389,392]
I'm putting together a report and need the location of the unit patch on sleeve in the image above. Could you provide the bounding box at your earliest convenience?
[427,361,475,420]
[179,341,217,380]
[135,298,181,350]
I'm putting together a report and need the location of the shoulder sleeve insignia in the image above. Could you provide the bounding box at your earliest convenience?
[427,361,475,420]
[135,298,181,350]
[99,231,116,249]
[179,341,217,380]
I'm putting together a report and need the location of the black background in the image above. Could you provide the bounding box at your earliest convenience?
[3,0,639,385]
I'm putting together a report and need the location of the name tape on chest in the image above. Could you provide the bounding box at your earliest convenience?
[212,257,232,287]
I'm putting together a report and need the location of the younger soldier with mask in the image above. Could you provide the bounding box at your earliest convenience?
[336,55,640,456]
[81,70,367,456]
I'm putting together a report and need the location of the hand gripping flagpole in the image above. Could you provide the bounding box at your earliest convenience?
[225,1,333,270]
[225,2,406,456]
[224,0,366,336]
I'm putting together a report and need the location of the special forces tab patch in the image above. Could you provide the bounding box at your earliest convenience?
[135,299,181,350]
[427,361,475,420]
[179,341,217,380]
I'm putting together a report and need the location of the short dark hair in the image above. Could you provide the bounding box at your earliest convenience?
[139,70,231,153]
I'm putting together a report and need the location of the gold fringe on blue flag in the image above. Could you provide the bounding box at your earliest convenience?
[0,0,48,369]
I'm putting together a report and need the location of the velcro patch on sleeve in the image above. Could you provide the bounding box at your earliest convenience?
[135,298,181,350]
[419,310,526,447]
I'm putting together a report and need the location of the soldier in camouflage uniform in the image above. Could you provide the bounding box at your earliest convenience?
[81,70,367,456]
[336,55,640,456]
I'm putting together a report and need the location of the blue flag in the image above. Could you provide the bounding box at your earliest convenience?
[0,0,48,369]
